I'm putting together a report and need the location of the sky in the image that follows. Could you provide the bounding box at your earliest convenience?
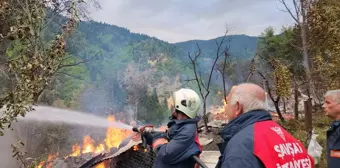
[89,0,295,43]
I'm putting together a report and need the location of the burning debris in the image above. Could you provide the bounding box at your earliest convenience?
[36,135,156,168]
[34,113,171,168]
[35,115,134,168]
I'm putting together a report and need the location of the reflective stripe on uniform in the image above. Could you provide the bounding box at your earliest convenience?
[152,138,169,150]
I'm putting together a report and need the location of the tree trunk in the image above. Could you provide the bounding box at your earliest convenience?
[283,98,287,113]
[33,92,40,105]
[299,0,313,100]
[294,87,299,120]
[135,101,138,124]
[304,98,313,144]
[274,101,285,122]
[203,100,209,133]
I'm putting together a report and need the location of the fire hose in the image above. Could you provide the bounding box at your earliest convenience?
[132,126,209,168]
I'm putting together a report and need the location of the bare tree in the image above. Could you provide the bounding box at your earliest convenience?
[279,0,315,136]
[278,0,313,97]
[187,29,230,133]
[257,71,285,122]
[216,52,231,103]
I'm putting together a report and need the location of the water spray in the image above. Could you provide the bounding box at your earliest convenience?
[16,105,133,130]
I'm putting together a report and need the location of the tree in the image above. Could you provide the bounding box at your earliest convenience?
[121,62,174,125]
[254,27,294,122]
[308,0,340,92]
[279,0,313,98]
[0,0,96,136]
[275,27,305,119]
[216,52,232,103]
[187,29,230,132]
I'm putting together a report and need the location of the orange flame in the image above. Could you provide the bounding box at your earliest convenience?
[69,144,81,157]
[95,144,105,154]
[104,115,132,149]
[36,153,58,168]
[133,145,139,151]
[37,161,44,168]
[37,114,134,168]
[82,136,95,154]
[95,162,105,168]
[209,105,225,115]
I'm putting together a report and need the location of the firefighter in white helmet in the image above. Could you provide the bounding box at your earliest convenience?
[144,88,203,168]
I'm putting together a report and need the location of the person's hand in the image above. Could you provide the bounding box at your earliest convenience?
[131,132,141,142]
[143,132,168,146]
[158,126,168,132]
[151,132,169,150]
[143,132,155,146]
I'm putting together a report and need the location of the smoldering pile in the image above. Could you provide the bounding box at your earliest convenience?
[38,137,156,168]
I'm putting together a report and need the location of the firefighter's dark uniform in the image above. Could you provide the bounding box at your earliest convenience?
[327,120,340,168]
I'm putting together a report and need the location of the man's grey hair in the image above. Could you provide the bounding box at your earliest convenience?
[325,90,340,104]
[230,85,266,112]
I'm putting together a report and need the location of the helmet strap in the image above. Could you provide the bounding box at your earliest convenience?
[169,111,177,120]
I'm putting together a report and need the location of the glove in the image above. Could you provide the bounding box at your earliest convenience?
[151,132,169,150]
[143,132,169,150]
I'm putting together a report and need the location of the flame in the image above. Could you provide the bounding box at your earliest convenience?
[82,136,95,153]
[95,144,105,153]
[37,161,44,168]
[222,98,227,106]
[104,115,132,149]
[69,144,81,156]
[133,145,139,151]
[209,105,225,115]
[36,153,58,168]
[95,162,105,168]
[37,114,134,167]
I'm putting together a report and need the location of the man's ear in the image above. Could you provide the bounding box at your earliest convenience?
[236,101,243,115]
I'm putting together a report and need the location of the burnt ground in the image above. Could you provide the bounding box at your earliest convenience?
[200,127,224,151]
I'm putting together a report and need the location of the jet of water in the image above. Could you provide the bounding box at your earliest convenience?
[16,105,132,130]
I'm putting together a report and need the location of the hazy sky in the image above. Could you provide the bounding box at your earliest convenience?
[90,0,295,43]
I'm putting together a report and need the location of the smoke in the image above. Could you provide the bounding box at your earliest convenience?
[0,128,21,168]
[234,62,244,83]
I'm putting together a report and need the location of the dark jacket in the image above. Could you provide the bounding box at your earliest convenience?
[153,118,201,168]
[327,120,340,168]
[216,110,271,168]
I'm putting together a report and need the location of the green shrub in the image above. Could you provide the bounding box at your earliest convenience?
[278,112,332,168]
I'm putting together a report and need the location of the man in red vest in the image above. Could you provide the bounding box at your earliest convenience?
[216,83,314,168]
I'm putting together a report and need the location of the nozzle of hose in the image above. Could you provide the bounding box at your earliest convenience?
[132,127,140,132]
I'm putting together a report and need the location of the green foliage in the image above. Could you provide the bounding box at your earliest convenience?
[175,35,257,60]
[1,0,258,129]
[257,27,295,98]
[137,90,169,125]
[271,59,293,98]
[308,0,340,90]
[0,0,82,136]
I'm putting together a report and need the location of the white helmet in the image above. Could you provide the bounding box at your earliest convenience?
[172,88,201,118]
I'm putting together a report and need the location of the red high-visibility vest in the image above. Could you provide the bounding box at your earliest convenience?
[194,131,202,168]
[195,131,202,152]
[253,120,315,168]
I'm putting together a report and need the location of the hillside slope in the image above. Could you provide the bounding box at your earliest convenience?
[175,35,258,60]
[41,19,259,123]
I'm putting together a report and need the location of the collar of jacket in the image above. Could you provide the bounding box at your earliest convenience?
[328,120,340,132]
[217,110,272,154]
[167,118,199,127]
